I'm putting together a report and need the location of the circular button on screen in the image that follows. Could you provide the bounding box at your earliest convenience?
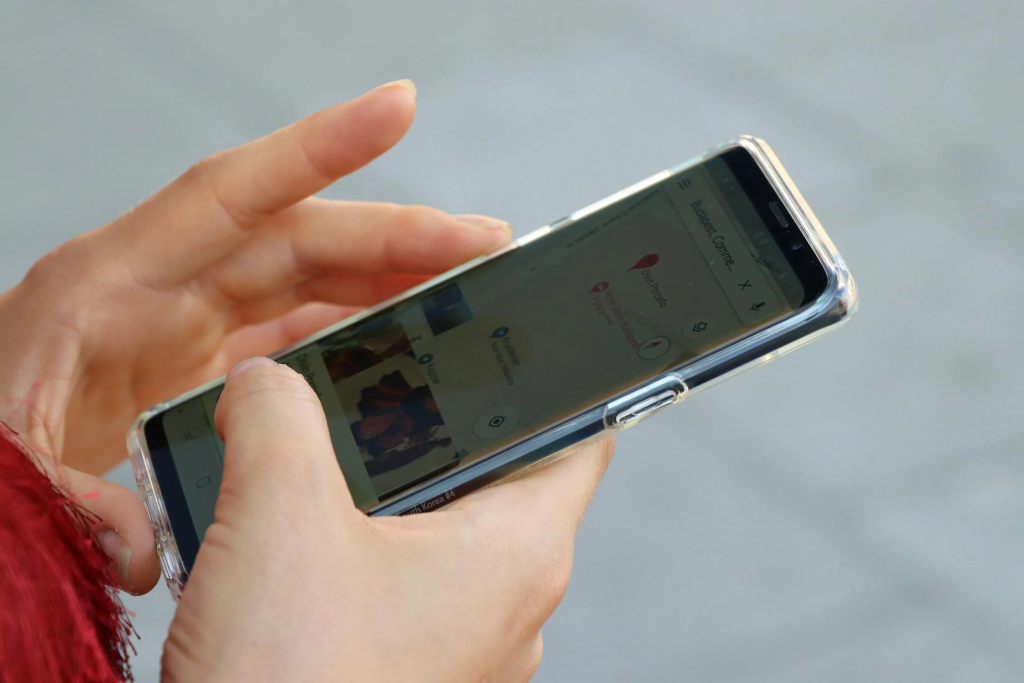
[473,405,521,439]
[637,336,670,360]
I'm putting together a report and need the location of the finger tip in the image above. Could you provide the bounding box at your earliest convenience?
[97,524,160,595]
[68,472,163,594]
[226,356,278,381]
[452,214,513,252]
[313,86,417,176]
[379,78,417,98]
[130,525,161,581]
[126,557,162,595]
[359,80,418,131]
[454,214,513,232]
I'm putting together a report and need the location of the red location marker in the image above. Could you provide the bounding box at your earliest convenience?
[590,281,610,293]
[628,254,660,271]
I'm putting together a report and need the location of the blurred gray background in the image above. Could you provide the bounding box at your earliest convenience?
[3,0,1024,680]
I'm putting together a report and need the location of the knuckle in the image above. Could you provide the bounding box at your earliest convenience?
[500,633,544,683]
[183,152,225,186]
[182,153,262,228]
[178,159,209,195]
[22,246,63,285]
[538,552,574,611]
[520,634,544,682]
[400,204,448,231]
[18,238,97,333]
[514,563,572,638]
[510,539,575,627]
[21,237,86,289]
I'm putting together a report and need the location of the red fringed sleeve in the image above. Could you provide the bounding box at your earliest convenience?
[0,424,134,682]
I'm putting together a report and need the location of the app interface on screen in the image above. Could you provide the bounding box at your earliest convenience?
[162,157,806,538]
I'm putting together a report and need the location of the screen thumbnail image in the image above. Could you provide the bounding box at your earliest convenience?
[319,310,413,383]
[419,283,474,336]
[332,353,462,499]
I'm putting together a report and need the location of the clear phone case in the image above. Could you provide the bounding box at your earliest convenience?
[129,136,857,599]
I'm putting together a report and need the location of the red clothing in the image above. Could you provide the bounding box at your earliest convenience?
[0,425,133,682]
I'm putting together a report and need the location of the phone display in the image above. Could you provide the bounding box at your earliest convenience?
[133,139,853,586]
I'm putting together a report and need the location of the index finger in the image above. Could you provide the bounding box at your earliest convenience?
[108,80,418,288]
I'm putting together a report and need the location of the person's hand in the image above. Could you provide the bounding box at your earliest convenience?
[0,80,512,593]
[162,358,613,683]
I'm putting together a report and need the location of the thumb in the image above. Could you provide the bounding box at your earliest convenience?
[213,358,354,521]
[45,463,162,595]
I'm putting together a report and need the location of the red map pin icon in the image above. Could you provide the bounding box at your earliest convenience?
[590,281,610,293]
[628,254,660,271]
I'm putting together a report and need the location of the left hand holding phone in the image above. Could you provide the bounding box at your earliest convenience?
[162,357,613,683]
[0,79,511,594]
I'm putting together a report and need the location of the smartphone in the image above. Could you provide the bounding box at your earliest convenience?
[130,136,856,597]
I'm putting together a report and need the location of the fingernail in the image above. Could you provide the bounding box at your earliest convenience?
[380,79,417,97]
[455,214,512,233]
[97,529,132,586]
[227,356,278,380]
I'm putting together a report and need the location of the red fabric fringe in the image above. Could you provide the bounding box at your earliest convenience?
[0,424,134,682]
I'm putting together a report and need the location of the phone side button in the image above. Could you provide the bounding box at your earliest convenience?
[611,389,682,428]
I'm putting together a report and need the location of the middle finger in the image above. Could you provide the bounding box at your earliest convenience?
[199,198,512,310]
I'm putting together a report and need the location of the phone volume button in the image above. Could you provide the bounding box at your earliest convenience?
[612,389,681,427]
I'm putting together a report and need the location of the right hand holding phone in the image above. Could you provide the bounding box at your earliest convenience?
[161,357,613,683]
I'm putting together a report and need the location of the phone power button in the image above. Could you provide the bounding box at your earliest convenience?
[612,389,682,427]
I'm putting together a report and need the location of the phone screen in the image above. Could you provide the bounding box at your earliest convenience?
[146,147,827,560]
